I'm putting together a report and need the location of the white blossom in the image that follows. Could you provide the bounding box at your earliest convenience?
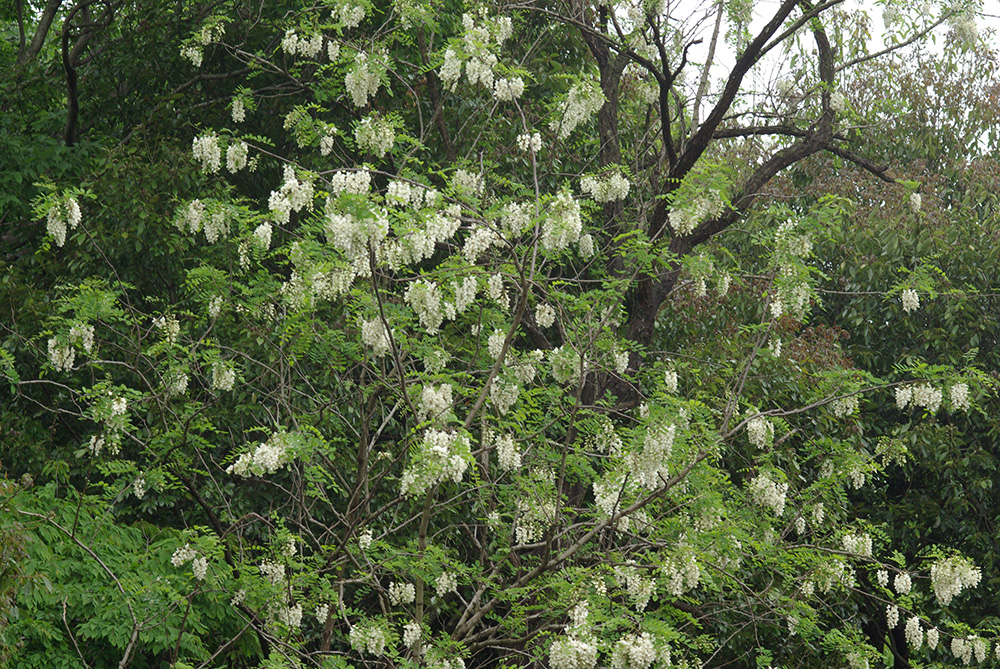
[904,616,923,649]
[48,338,75,372]
[402,621,420,647]
[68,323,94,353]
[930,555,981,606]
[517,132,542,153]
[950,382,971,412]
[550,80,605,139]
[226,141,248,172]
[541,191,582,252]
[388,582,416,606]
[909,192,922,212]
[171,544,196,567]
[355,114,395,157]
[886,604,899,629]
[192,556,208,581]
[901,288,919,313]
[580,173,630,202]
[345,52,382,107]
[349,623,387,656]
[749,474,787,516]
[493,76,525,101]
[359,528,373,550]
[435,570,458,597]
[894,571,911,595]
[192,133,221,173]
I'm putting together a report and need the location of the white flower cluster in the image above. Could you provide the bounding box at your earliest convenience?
[277,604,303,629]
[829,91,846,113]
[435,570,458,597]
[909,192,922,212]
[230,589,246,607]
[211,361,236,391]
[746,415,774,449]
[541,191,582,252]
[517,132,542,153]
[950,382,971,412]
[627,423,676,490]
[904,616,923,649]
[501,201,533,237]
[389,581,416,605]
[550,634,598,669]
[900,288,919,313]
[269,164,315,224]
[927,627,939,650]
[331,169,372,195]
[593,475,625,519]
[950,11,979,47]
[886,604,899,629]
[400,429,472,496]
[493,76,525,101]
[355,114,395,158]
[452,169,484,198]
[418,383,452,423]
[359,317,391,356]
[349,623,387,656]
[259,560,285,587]
[580,173,630,202]
[831,395,859,417]
[931,555,981,606]
[535,303,556,328]
[462,223,501,262]
[615,566,656,613]
[440,14,512,95]
[491,378,522,412]
[663,369,678,394]
[345,51,383,107]
[254,222,272,251]
[749,474,787,516]
[133,474,146,499]
[515,497,555,545]
[334,0,365,27]
[153,315,180,346]
[841,532,873,557]
[48,338,75,372]
[171,544,208,580]
[171,544,197,567]
[226,141,248,172]
[402,620,420,647]
[281,30,323,59]
[551,80,605,139]
[226,432,294,477]
[231,95,245,123]
[610,632,657,669]
[663,551,700,596]
[669,188,726,237]
[180,44,204,67]
[45,195,83,247]
[895,383,942,414]
[550,346,583,385]
[426,648,466,669]
[325,205,388,261]
[951,637,974,665]
[895,572,911,595]
[492,432,521,471]
[358,528,373,550]
[406,280,444,333]
[192,133,221,173]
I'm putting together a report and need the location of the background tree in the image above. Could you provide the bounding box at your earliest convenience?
[2,0,998,667]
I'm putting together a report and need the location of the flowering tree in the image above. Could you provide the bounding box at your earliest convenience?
[2,0,998,667]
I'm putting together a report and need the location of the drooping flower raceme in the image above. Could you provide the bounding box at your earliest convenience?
[192,133,221,173]
[749,474,787,516]
[45,195,83,247]
[345,51,383,107]
[901,288,919,313]
[930,555,981,606]
[541,190,582,252]
[400,429,472,496]
[550,80,605,139]
[580,173,630,202]
[226,432,295,477]
[355,114,395,157]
